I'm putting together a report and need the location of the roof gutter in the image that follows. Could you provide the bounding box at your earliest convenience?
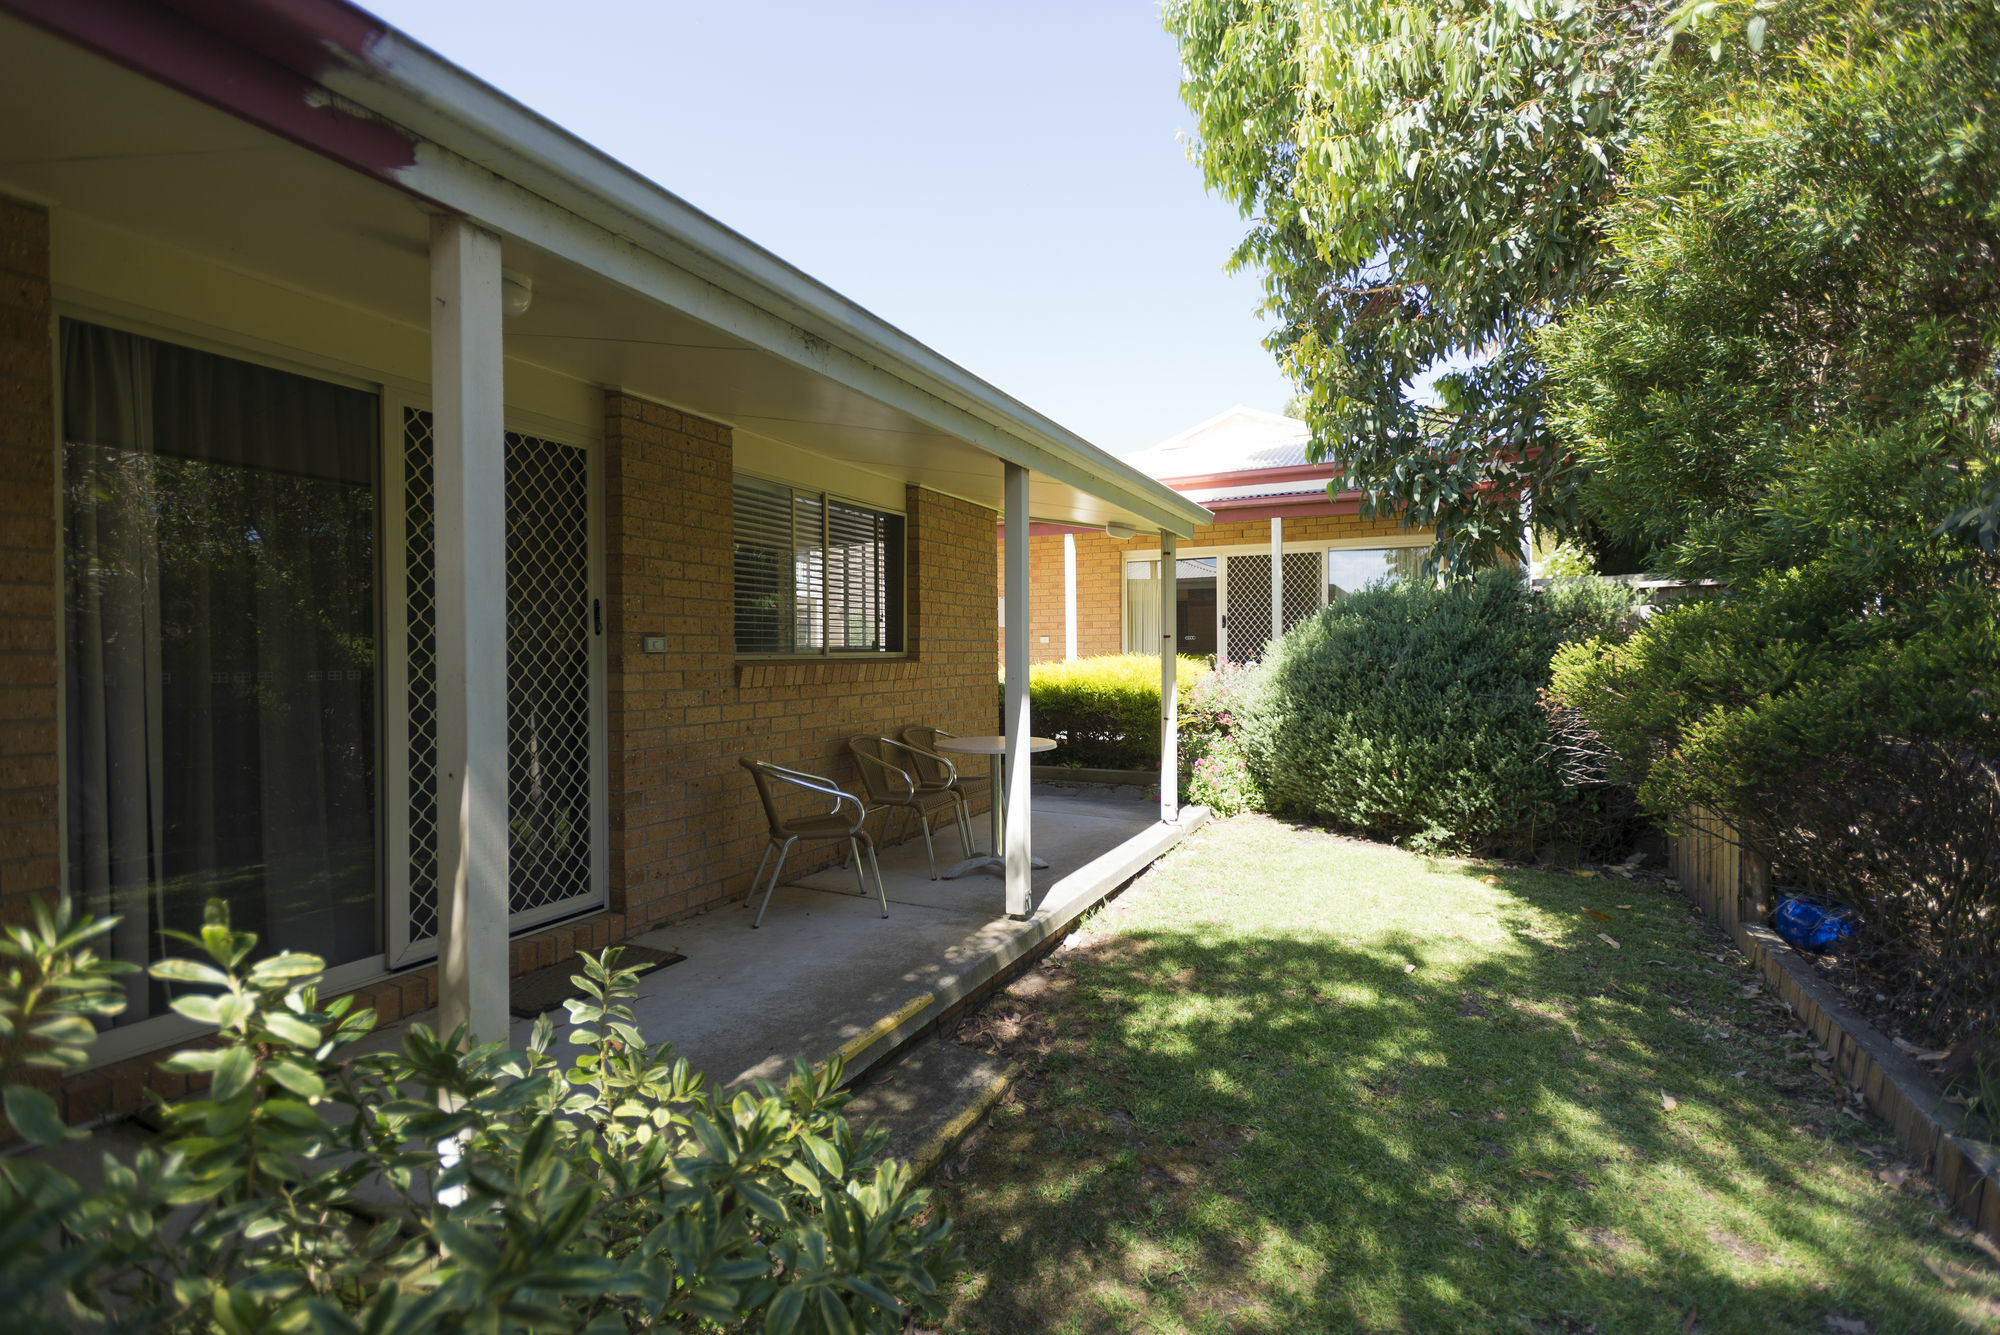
[4,0,1211,535]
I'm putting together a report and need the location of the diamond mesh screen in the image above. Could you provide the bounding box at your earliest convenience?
[1221,553,1271,663]
[502,431,593,916]
[1280,550,1323,636]
[401,413,595,947]
[402,409,441,943]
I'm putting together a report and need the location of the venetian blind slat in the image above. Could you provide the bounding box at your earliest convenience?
[732,476,795,655]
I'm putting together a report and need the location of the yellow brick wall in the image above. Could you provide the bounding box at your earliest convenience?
[0,195,58,930]
[603,391,997,930]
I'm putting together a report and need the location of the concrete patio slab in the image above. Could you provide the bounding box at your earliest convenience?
[370,785,1204,1093]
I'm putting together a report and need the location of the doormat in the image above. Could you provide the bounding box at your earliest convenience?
[509,944,686,1019]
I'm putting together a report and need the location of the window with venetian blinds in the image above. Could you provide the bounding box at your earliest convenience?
[732,476,905,655]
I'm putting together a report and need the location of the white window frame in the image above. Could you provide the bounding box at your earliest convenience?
[1119,535,1433,655]
[730,470,908,660]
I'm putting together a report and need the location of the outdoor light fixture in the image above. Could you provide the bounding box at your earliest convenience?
[501,270,534,317]
[1102,521,1137,540]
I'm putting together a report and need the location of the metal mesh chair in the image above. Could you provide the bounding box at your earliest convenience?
[901,726,990,835]
[847,736,971,880]
[738,757,886,928]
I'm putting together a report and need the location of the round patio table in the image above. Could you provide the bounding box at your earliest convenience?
[934,734,1055,880]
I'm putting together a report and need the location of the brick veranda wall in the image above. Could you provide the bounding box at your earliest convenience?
[0,196,59,929]
[603,391,998,931]
[32,350,1000,1124]
[998,510,1427,663]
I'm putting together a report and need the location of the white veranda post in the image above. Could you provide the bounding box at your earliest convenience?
[1269,515,1284,652]
[1003,464,1033,918]
[1159,531,1178,825]
[1062,532,1078,661]
[429,216,511,1047]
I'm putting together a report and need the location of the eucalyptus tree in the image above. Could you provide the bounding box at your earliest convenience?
[1165,0,1665,569]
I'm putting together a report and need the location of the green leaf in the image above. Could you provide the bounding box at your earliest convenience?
[264,1059,325,1100]
[1746,14,1766,49]
[801,1132,843,1177]
[4,1083,66,1146]
[262,1012,322,1047]
[247,952,324,983]
[149,957,231,987]
[210,1046,256,1101]
[814,1286,857,1335]
[764,1284,805,1335]
[170,994,224,1025]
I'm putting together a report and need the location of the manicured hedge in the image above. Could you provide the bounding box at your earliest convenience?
[1237,571,1635,854]
[1008,653,1210,771]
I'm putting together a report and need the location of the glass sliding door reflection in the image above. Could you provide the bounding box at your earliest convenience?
[61,320,379,1022]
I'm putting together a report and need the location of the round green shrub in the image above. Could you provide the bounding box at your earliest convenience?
[1237,570,1634,854]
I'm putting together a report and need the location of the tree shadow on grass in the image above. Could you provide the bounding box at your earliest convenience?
[932,833,1994,1335]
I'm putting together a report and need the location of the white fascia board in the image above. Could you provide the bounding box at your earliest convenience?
[318,34,1210,537]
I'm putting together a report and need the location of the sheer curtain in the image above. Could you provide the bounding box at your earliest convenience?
[62,321,380,1024]
[1123,559,1159,654]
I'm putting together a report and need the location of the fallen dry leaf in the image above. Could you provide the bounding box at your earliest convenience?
[1585,909,1613,922]
[1404,963,1417,974]
[1577,869,1597,878]
[1684,1305,1699,1333]
[1518,1169,1556,1180]
[1598,933,1622,950]
[1661,1091,1678,1112]
[1480,875,1501,886]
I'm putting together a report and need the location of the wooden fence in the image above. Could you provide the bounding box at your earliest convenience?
[1666,807,1771,941]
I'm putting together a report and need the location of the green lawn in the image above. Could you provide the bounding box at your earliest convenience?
[932,814,2000,1334]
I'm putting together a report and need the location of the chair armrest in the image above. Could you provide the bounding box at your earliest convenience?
[882,736,957,786]
[762,763,868,824]
[850,746,917,802]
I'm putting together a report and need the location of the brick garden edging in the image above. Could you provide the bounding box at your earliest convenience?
[1736,919,2000,1233]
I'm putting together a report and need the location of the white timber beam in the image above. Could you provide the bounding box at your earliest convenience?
[1270,515,1284,649]
[429,215,511,1047]
[1159,532,1179,825]
[1003,463,1034,918]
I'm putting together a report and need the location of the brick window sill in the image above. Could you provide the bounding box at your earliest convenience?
[735,657,923,689]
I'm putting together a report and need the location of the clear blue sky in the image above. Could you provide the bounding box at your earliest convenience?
[362,0,1294,456]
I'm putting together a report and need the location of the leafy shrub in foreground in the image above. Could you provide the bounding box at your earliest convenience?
[1237,570,1636,855]
[1010,653,1209,770]
[0,899,959,1334]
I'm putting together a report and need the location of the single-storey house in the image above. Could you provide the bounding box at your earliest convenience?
[1001,405,1433,665]
[0,0,1210,1123]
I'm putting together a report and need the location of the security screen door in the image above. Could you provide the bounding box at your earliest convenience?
[390,408,603,965]
[1218,550,1327,663]
[1218,553,1269,663]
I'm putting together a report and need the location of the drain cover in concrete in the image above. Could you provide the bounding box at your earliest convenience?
[510,945,684,1018]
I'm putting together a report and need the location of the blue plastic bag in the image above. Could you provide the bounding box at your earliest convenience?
[1772,895,1857,953]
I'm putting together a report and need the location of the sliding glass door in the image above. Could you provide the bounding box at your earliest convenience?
[61,319,380,1023]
